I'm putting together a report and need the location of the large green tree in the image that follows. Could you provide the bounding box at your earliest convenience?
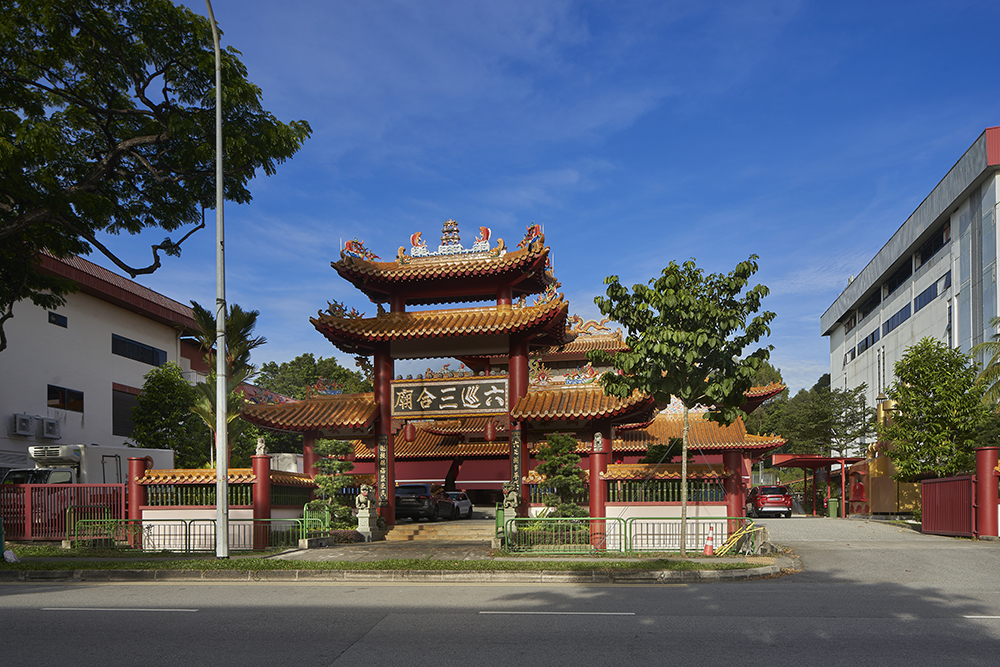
[129,361,211,468]
[0,0,311,351]
[257,353,373,399]
[588,255,775,555]
[881,337,988,480]
[251,353,373,454]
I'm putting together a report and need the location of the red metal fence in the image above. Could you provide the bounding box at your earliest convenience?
[921,476,975,538]
[1,484,127,541]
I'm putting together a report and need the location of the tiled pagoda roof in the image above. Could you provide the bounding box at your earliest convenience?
[348,409,780,461]
[333,238,556,305]
[311,298,570,357]
[616,412,784,452]
[241,393,378,433]
[137,469,317,487]
[600,463,727,481]
[509,385,656,423]
[532,330,627,358]
[741,382,786,414]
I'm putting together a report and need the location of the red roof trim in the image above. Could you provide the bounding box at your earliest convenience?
[38,255,197,331]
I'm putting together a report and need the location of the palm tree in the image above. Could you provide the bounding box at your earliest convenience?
[188,301,267,464]
[971,316,1000,408]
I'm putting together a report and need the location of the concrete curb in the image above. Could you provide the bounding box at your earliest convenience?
[0,564,782,584]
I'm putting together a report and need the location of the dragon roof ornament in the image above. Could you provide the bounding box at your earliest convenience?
[398,220,506,262]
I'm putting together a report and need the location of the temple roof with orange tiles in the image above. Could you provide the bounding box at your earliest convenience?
[333,222,557,306]
[347,409,784,461]
[310,296,571,357]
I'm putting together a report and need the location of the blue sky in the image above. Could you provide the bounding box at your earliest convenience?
[85,0,1000,394]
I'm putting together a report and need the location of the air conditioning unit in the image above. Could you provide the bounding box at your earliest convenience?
[41,418,61,439]
[10,413,33,436]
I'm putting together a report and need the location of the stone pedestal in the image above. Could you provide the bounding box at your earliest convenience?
[357,509,384,542]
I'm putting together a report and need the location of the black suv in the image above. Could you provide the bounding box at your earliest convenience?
[394,484,457,521]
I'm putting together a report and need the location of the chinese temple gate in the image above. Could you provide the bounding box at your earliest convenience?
[243,221,785,525]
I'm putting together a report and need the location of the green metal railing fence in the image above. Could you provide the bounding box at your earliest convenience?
[607,479,725,503]
[500,515,754,554]
[69,517,333,553]
[145,484,254,507]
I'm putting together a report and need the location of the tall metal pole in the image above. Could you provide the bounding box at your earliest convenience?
[205,0,228,559]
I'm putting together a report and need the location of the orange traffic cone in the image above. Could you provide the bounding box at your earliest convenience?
[702,525,715,556]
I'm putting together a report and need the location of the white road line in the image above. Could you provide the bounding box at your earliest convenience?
[479,611,634,616]
[964,615,1000,619]
[43,608,198,612]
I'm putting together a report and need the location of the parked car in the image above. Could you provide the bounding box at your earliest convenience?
[446,491,474,519]
[394,483,457,521]
[746,485,793,518]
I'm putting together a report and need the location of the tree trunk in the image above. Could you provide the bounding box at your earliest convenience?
[680,405,689,557]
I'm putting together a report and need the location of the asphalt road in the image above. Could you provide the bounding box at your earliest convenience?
[1,517,997,666]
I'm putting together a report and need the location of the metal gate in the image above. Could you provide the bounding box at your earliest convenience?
[0,484,127,540]
[921,476,975,538]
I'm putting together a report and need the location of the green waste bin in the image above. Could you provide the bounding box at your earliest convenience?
[828,498,839,518]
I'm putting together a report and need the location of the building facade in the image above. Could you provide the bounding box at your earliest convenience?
[0,255,202,476]
[823,127,1000,406]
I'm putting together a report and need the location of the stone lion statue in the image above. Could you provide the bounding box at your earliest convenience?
[356,483,376,511]
[502,481,520,512]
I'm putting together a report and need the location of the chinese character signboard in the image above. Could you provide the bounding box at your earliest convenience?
[391,377,509,418]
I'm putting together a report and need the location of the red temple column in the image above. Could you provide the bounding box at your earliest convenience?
[390,294,406,313]
[588,422,612,549]
[127,457,149,549]
[509,335,530,515]
[975,447,999,539]
[723,450,745,521]
[252,455,272,550]
[374,343,395,525]
[497,285,512,307]
[303,432,318,479]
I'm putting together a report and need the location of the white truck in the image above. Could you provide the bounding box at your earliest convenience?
[2,444,175,485]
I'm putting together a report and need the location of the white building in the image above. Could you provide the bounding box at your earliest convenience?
[823,126,1000,406]
[0,255,205,476]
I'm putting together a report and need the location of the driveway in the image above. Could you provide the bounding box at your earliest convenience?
[755,516,1000,587]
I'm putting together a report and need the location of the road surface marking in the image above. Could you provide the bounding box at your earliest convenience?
[964,615,1000,619]
[43,608,198,612]
[480,611,634,616]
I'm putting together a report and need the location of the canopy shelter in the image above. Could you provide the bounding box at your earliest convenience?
[771,453,864,518]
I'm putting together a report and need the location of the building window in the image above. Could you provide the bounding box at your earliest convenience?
[916,221,951,269]
[112,334,167,367]
[48,312,67,328]
[857,328,880,355]
[914,283,938,313]
[885,261,912,297]
[883,303,911,336]
[48,385,84,412]
[112,387,139,437]
[844,313,857,334]
[860,292,881,320]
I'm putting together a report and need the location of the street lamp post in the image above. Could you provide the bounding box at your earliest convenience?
[204,0,229,559]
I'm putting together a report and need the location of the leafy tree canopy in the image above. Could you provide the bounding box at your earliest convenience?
[776,376,875,457]
[129,361,210,468]
[587,255,775,425]
[534,433,587,518]
[882,338,988,480]
[0,0,311,351]
[257,353,373,399]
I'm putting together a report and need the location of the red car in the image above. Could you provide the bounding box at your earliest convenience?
[746,485,792,518]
